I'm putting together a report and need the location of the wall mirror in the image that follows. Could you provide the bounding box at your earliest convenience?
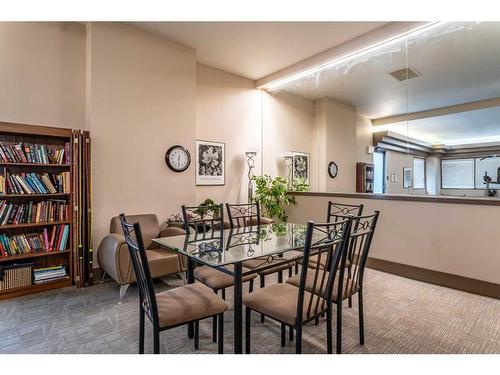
[261,22,500,198]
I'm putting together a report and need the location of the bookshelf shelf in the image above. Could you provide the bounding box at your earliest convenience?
[0,249,71,263]
[0,162,71,168]
[0,193,70,199]
[0,220,71,230]
[0,277,72,300]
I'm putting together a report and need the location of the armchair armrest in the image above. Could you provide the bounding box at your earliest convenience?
[97,233,133,285]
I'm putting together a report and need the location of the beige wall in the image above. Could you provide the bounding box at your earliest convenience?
[0,22,86,128]
[287,193,500,285]
[320,97,356,192]
[195,64,261,204]
[262,91,318,190]
[87,23,197,246]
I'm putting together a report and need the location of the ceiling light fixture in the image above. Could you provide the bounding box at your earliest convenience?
[258,21,442,91]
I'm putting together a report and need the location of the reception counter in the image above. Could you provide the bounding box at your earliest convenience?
[287,192,500,299]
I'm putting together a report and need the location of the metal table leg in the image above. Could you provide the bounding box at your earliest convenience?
[233,262,243,354]
[187,257,195,339]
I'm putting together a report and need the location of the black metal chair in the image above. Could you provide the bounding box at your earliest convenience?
[181,204,256,342]
[286,211,380,353]
[119,214,227,354]
[227,203,294,322]
[296,201,364,308]
[243,217,351,354]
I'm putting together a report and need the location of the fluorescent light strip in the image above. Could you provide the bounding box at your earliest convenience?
[258,21,442,91]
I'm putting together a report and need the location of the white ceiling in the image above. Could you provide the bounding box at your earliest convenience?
[130,21,388,80]
[277,22,500,146]
[281,22,500,117]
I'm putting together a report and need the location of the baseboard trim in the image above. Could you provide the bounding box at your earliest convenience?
[366,257,500,299]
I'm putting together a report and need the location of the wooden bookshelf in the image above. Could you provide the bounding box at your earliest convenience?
[0,249,71,263]
[0,122,75,300]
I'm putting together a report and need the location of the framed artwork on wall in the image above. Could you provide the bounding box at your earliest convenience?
[196,140,225,185]
[292,152,310,186]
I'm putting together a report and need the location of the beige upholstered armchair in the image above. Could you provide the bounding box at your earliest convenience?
[97,214,186,302]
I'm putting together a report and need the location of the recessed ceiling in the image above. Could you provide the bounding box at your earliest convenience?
[380,106,500,146]
[130,21,388,80]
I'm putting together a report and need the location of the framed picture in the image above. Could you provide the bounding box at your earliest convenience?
[403,167,412,188]
[292,152,310,185]
[196,140,225,185]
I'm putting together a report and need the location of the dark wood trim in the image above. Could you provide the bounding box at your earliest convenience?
[290,191,500,206]
[0,121,72,138]
[366,257,500,299]
[0,278,72,300]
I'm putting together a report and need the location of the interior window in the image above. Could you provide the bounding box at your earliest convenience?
[441,159,475,189]
[373,151,385,194]
[475,157,500,189]
[413,158,425,190]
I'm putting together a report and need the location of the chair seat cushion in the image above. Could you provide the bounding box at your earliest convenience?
[243,283,326,325]
[156,283,228,328]
[243,257,293,276]
[286,271,358,301]
[194,265,256,290]
[146,248,182,278]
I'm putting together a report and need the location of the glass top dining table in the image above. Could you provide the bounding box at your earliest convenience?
[153,222,309,267]
[152,222,309,354]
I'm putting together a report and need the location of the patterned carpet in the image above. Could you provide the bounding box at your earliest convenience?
[0,269,499,354]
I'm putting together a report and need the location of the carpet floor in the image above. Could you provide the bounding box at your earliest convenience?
[0,269,498,354]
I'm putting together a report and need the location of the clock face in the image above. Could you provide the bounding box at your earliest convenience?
[328,161,338,178]
[165,146,191,172]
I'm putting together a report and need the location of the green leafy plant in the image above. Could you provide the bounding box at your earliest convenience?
[252,175,295,222]
[291,177,310,192]
[195,198,220,218]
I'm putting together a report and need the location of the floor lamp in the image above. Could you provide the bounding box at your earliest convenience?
[245,151,257,203]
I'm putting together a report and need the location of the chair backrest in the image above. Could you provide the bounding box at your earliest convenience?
[110,214,160,249]
[341,211,380,299]
[296,217,351,324]
[226,203,261,228]
[119,214,159,327]
[326,201,364,223]
[182,204,224,236]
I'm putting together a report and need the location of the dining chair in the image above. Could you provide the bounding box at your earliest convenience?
[181,204,256,342]
[243,217,351,354]
[295,201,364,308]
[226,203,294,323]
[119,214,227,354]
[286,211,380,353]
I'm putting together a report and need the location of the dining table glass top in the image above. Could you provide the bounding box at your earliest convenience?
[153,223,312,267]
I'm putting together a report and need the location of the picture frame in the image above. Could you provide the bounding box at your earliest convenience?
[292,152,310,186]
[403,167,412,188]
[196,140,225,186]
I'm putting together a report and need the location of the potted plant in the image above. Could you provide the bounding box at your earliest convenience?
[195,198,221,218]
[252,175,296,222]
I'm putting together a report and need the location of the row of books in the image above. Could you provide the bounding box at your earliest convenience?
[0,224,70,256]
[34,265,68,284]
[0,142,70,164]
[0,200,69,226]
[0,171,70,195]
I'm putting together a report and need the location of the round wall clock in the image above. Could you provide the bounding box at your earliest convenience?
[328,161,338,178]
[165,145,191,172]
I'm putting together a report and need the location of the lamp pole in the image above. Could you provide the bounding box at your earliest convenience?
[245,151,257,203]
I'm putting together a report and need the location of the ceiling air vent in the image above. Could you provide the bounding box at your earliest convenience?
[389,67,420,82]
